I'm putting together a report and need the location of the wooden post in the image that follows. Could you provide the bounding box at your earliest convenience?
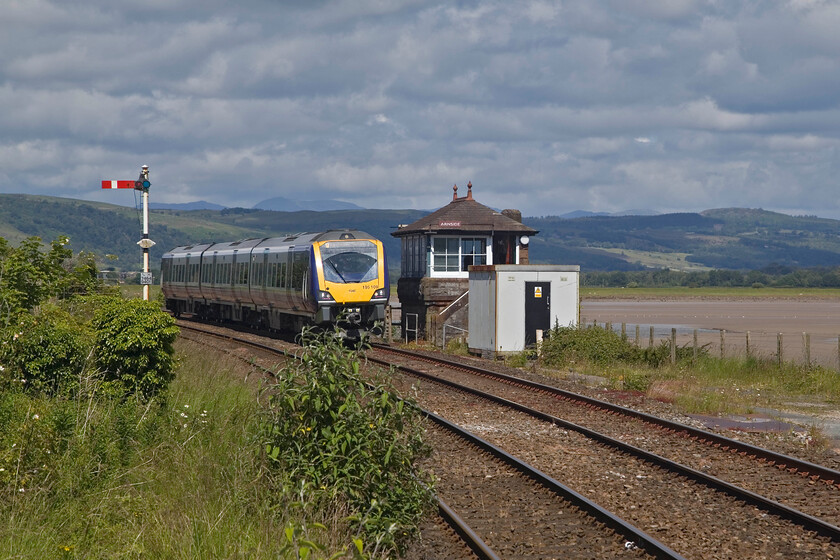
[803,332,810,367]
[621,322,626,341]
[606,321,612,334]
[649,326,654,349]
[777,333,784,366]
[746,331,751,357]
[635,324,640,347]
[670,328,676,365]
[693,329,698,361]
[720,329,725,359]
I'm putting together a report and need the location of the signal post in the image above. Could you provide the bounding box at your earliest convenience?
[101,165,156,300]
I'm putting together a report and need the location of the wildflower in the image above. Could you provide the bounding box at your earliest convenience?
[183,404,190,409]
[180,412,188,418]
[32,414,39,420]
[0,365,4,371]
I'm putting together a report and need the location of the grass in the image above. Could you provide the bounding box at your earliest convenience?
[519,325,840,427]
[0,339,356,559]
[581,286,840,299]
[599,248,714,272]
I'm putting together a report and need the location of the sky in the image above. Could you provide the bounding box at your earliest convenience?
[2,0,839,219]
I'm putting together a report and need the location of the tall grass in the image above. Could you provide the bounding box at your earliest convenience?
[530,325,840,417]
[0,340,319,559]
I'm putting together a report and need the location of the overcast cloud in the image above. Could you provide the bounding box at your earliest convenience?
[2,0,839,218]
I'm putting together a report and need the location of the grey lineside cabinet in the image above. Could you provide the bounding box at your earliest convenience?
[468,265,580,356]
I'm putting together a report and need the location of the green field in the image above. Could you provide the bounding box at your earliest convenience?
[580,286,840,299]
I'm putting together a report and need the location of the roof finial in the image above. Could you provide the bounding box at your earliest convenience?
[467,181,473,200]
[453,183,458,201]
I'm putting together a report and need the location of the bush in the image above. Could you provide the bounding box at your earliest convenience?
[261,327,433,556]
[540,325,708,369]
[91,298,179,398]
[0,306,92,396]
[541,325,639,367]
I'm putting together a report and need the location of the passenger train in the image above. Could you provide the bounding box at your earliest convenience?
[160,229,389,337]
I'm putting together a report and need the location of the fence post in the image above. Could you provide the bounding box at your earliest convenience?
[649,326,654,349]
[693,329,698,361]
[746,331,751,357]
[777,333,783,366]
[803,332,810,367]
[670,328,676,365]
[720,329,725,359]
[621,322,626,341]
[635,324,640,347]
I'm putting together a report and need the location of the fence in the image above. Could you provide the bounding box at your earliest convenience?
[594,320,840,370]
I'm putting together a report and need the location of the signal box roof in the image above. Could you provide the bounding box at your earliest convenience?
[391,183,537,238]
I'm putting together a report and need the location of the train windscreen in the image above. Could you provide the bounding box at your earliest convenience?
[320,241,379,283]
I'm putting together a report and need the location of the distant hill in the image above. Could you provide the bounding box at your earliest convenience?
[559,209,660,219]
[524,208,840,271]
[2,194,840,273]
[149,200,226,211]
[253,196,364,212]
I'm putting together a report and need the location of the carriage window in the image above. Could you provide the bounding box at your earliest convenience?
[320,241,378,283]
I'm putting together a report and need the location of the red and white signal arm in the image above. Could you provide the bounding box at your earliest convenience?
[101,180,136,189]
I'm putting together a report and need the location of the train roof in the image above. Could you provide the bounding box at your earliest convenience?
[162,230,379,257]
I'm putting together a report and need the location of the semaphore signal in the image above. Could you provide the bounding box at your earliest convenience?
[101,165,156,300]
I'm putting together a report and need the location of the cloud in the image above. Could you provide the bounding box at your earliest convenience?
[1,0,839,220]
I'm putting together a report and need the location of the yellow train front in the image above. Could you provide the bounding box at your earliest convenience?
[308,230,390,335]
[161,229,389,338]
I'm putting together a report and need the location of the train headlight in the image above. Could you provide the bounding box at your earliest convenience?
[372,288,386,300]
[318,290,335,302]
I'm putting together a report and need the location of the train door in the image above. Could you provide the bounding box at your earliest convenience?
[524,281,551,347]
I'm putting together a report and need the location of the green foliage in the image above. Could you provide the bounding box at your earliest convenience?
[261,327,433,556]
[540,325,707,369]
[0,306,92,396]
[540,325,638,366]
[0,236,73,326]
[91,298,179,398]
[583,266,840,288]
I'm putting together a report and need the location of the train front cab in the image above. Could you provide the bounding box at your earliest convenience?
[310,235,389,333]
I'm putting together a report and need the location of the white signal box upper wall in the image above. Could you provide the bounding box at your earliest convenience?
[468,265,580,356]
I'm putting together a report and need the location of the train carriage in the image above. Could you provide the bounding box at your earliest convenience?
[161,229,389,337]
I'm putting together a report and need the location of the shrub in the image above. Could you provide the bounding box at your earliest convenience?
[91,298,179,398]
[0,306,92,396]
[261,327,433,556]
[540,325,710,369]
[541,325,639,367]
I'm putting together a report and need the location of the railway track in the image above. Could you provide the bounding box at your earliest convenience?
[369,344,840,526]
[176,321,840,558]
